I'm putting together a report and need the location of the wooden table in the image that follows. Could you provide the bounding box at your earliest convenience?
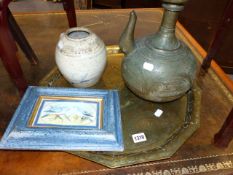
[0,9,232,175]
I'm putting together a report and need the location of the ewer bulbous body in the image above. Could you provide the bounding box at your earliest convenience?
[119,1,197,102]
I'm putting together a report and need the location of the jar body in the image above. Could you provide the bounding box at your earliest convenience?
[55,27,106,87]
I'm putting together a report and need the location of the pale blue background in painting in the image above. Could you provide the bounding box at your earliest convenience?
[35,100,98,127]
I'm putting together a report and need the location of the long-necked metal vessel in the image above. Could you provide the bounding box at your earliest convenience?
[119,0,197,102]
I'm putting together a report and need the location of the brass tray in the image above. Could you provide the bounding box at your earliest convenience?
[40,45,201,168]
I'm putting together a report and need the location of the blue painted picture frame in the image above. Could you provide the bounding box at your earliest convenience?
[0,86,124,151]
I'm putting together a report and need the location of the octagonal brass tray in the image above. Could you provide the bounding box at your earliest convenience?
[40,45,201,168]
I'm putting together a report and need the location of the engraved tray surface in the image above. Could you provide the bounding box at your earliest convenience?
[40,45,201,168]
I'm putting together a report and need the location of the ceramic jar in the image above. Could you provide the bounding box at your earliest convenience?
[55,27,106,87]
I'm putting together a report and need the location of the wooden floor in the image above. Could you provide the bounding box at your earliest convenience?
[0,10,232,175]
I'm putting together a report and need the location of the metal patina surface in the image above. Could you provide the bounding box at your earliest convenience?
[119,0,197,102]
[40,45,201,168]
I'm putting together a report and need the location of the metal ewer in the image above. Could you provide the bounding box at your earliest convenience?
[119,0,197,102]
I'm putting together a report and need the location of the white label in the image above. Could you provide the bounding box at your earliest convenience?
[132,133,147,143]
[154,109,163,117]
[143,62,154,71]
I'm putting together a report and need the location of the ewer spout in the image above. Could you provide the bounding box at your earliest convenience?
[119,11,137,55]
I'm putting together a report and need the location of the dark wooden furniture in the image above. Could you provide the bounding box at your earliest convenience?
[0,0,77,95]
[214,108,233,147]
[201,0,233,148]
[179,0,233,74]
[201,0,233,71]
[0,0,28,95]
[92,0,122,8]
[92,0,161,8]
[121,0,161,8]
[62,0,77,27]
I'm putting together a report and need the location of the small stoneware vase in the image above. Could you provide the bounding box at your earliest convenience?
[55,27,107,87]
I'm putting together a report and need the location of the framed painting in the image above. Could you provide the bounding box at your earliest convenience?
[0,86,123,151]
